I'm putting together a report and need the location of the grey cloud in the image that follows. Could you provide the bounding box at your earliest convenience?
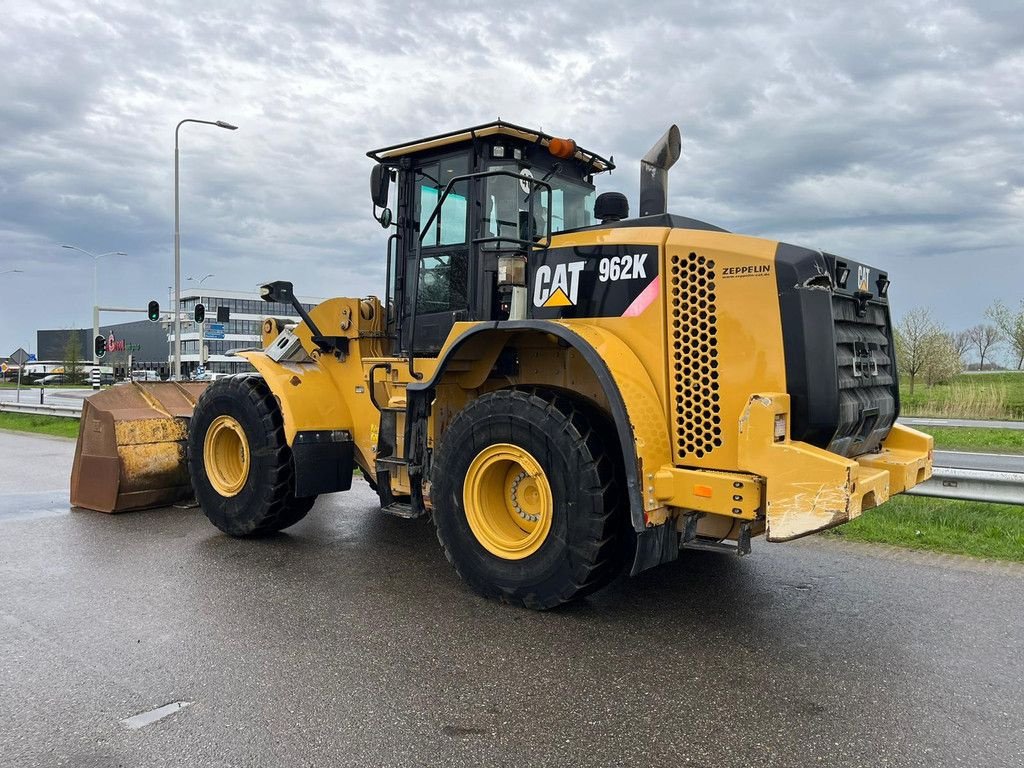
[0,0,1021,362]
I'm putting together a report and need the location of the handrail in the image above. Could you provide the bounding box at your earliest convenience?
[406,169,553,380]
[384,231,401,337]
[367,363,392,412]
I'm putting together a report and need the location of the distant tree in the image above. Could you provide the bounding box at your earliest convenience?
[964,324,1001,371]
[61,332,82,385]
[950,330,971,366]
[894,307,943,394]
[922,333,964,386]
[986,300,1024,370]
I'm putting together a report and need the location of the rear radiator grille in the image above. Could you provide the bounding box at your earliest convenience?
[829,296,897,456]
[669,252,722,462]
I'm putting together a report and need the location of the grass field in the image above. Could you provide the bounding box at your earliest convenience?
[915,425,1024,454]
[0,412,80,439]
[900,371,1024,420]
[827,496,1024,562]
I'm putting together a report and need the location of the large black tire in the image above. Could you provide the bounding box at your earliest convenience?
[431,389,626,609]
[188,375,315,536]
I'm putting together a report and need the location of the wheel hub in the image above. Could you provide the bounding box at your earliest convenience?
[203,415,250,497]
[463,444,553,560]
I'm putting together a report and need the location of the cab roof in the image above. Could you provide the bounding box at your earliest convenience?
[366,120,615,173]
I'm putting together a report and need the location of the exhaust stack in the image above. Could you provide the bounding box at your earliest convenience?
[639,125,682,216]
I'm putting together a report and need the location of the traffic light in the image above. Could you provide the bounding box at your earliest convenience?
[147,300,160,321]
[194,303,205,323]
[216,305,230,323]
[94,335,106,359]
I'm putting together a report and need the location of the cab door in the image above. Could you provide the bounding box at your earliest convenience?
[402,151,472,357]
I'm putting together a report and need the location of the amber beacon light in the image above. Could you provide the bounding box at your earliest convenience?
[547,137,577,158]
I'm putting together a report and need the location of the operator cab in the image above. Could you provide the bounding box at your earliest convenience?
[367,121,615,356]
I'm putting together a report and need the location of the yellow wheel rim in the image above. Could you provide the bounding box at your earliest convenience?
[203,415,250,497]
[463,443,553,560]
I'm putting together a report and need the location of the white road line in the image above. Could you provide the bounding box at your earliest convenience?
[120,701,192,730]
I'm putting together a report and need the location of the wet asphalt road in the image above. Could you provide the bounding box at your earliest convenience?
[1,430,1023,767]
[934,450,1023,472]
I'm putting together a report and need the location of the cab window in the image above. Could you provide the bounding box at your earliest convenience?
[416,154,469,247]
[481,164,596,243]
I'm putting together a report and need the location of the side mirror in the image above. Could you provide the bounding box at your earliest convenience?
[260,281,294,303]
[370,164,390,208]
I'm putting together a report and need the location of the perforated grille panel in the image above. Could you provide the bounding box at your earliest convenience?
[669,252,722,462]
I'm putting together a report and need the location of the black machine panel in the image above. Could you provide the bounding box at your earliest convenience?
[528,244,660,320]
[774,243,899,458]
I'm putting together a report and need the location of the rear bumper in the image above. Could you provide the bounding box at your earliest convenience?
[737,393,933,541]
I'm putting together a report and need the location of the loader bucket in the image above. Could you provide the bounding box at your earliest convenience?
[70,382,208,513]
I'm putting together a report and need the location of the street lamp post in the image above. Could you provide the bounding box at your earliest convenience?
[174,118,237,381]
[2,269,24,396]
[61,245,128,364]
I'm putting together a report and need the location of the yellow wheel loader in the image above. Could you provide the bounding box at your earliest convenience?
[73,121,933,609]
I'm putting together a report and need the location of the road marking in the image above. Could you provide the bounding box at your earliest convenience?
[121,701,192,730]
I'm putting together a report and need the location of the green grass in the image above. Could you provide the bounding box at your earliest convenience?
[900,371,1024,420]
[0,412,80,439]
[827,496,1024,562]
[915,425,1024,454]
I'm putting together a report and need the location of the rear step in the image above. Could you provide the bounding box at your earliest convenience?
[381,502,420,519]
[678,514,752,556]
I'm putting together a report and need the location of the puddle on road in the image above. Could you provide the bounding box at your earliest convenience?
[121,701,192,730]
[0,490,71,522]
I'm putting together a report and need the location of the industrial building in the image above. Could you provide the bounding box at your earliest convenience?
[36,287,321,379]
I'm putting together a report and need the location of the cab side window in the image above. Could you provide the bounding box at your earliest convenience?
[416,155,469,248]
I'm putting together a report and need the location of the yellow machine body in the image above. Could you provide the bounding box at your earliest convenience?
[235,222,932,566]
[72,121,932,582]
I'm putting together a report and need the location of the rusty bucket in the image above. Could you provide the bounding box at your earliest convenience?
[70,381,208,513]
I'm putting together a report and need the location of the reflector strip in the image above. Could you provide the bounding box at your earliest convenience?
[621,275,660,317]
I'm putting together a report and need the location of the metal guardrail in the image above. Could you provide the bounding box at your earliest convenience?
[0,401,83,418]
[908,467,1024,506]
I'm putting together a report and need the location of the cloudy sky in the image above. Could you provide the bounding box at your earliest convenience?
[1,0,1021,360]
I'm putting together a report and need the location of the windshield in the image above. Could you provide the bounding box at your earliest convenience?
[481,164,596,245]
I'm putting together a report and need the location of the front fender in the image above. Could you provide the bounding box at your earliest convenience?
[236,351,354,446]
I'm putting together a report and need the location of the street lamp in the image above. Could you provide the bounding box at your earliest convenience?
[61,244,128,363]
[187,273,215,286]
[174,118,238,381]
[1,269,24,275]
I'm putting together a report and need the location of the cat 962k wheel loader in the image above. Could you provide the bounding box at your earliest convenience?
[74,121,934,609]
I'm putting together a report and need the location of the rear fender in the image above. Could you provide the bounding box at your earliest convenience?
[409,321,674,573]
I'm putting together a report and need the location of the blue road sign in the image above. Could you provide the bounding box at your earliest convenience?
[205,323,225,340]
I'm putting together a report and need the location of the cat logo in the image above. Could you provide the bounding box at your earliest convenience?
[533,261,585,308]
[857,265,871,292]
